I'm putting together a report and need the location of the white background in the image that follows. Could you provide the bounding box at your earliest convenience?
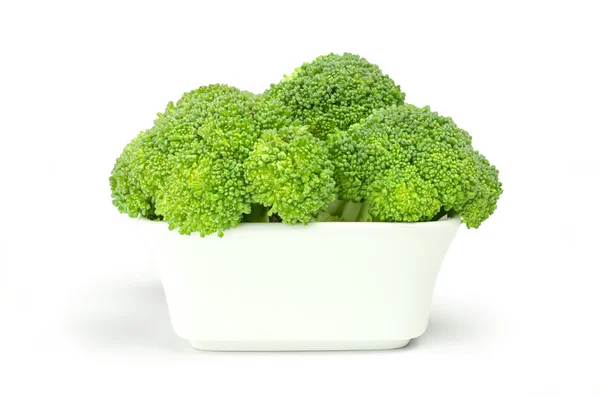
[1,0,599,396]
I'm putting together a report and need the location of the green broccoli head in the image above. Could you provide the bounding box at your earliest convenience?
[264,53,406,139]
[156,153,251,237]
[369,165,442,222]
[245,124,336,224]
[330,105,502,227]
[109,128,167,219]
[110,84,294,236]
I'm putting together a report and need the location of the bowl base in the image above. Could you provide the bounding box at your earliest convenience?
[189,339,411,351]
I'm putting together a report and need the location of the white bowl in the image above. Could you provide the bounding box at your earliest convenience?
[138,217,460,351]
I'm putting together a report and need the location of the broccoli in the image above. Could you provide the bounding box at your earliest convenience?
[110,84,291,236]
[110,54,502,236]
[109,127,167,220]
[264,53,406,139]
[245,124,336,224]
[328,105,502,227]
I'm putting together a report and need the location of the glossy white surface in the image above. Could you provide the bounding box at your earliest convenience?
[139,218,460,351]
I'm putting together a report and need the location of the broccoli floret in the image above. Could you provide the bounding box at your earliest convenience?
[264,53,405,139]
[245,124,335,224]
[109,128,167,219]
[156,152,251,237]
[329,105,502,227]
[369,165,442,222]
[110,84,292,236]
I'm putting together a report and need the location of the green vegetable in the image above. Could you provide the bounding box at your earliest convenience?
[328,105,502,227]
[110,54,502,236]
[110,84,291,236]
[264,53,405,139]
[245,124,335,224]
[109,129,166,219]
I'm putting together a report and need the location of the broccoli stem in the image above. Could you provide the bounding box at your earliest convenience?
[322,199,371,221]
[324,199,348,216]
[431,208,457,221]
[356,201,371,222]
[243,203,270,222]
[340,201,362,220]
